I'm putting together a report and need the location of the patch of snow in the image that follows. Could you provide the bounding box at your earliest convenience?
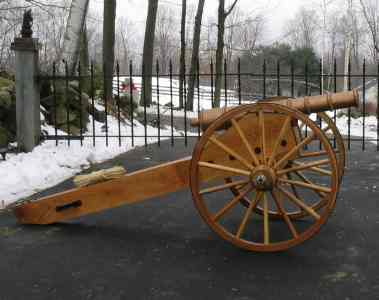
[309,112,379,144]
[0,112,182,207]
[118,76,244,113]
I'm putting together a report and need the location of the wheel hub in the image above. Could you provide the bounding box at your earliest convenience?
[250,166,276,191]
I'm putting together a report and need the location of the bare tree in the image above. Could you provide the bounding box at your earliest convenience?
[58,0,90,75]
[79,23,90,92]
[286,7,319,50]
[344,0,354,90]
[0,0,69,72]
[325,15,341,90]
[224,6,240,65]
[186,0,205,111]
[0,0,66,11]
[359,0,379,61]
[103,0,116,103]
[141,0,159,106]
[179,0,186,109]
[214,0,238,108]
[86,11,103,64]
[155,5,176,76]
[205,16,217,62]
[115,17,127,73]
[223,7,264,64]
[115,16,138,73]
[237,15,263,56]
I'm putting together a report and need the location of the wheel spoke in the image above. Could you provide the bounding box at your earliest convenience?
[199,161,250,176]
[200,179,250,195]
[263,193,269,245]
[212,186,254,222]
[231,118,260,166]
[209,136,254,171]
[258,110,267,163]
[310,166,332,176]
[277,159,330,176]
[268,116,292,167]
[279,178,331,193]
[293,170,326,198]
[286,172,302,201]
[291,161,332,176]
[274,133,315,169]
[277,186,321,220]
[236,192,262,238]
[299,150,332,158]
[271,190,299,238]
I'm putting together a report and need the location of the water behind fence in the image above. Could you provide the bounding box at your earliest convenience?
[38,59,379,151]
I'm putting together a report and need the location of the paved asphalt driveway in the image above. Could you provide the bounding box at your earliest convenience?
[1,139,379,300]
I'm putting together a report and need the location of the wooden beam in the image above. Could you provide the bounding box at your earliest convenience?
[14,157,192,224]
[13,152,251,225]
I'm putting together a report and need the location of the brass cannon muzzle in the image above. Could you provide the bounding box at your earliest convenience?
[191,89,360,130]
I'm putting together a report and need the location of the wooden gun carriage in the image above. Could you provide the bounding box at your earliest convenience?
[10,90,359,252]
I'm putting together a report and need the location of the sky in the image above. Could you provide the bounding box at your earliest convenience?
[90,0,305,44]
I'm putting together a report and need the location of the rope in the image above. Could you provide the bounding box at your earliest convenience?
[73,166,127,187]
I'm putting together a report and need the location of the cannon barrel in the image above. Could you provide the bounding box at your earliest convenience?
[191,89,360,129]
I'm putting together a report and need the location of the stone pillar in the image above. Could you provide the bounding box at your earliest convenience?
[11,37,41,152]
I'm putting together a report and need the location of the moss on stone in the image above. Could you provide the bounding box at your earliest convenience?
[0,126,10,147]
[0,78,14,92]
[0,90,12,108]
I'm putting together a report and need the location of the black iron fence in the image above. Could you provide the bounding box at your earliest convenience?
[38,58,379,151]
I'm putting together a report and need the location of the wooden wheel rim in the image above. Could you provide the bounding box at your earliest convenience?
[190,103,339,252]
[317,112,345,183]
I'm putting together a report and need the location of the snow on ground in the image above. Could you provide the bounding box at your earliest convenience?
[120,76,244,118]
[307,112,379,144]
[1,77,378,207]
[334,115,378,142]
[0,110,182,208]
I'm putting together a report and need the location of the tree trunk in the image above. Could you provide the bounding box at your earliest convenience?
[359,0,379,62]
[214,0,226,108]
[141,0,159,107]
[179,0,187,109]
[58,0,90,75]
[344,0,353,91]
[103,0,117,104]
[186,0,205,111]
[79,24,90,93]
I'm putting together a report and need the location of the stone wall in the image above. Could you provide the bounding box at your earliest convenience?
[40,81,90,135]
[0,77,16,147]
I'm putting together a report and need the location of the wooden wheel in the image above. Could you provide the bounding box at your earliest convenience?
[190,103,339,252]
[236,111,346,220]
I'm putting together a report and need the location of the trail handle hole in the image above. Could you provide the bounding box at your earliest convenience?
[56,200,82,212]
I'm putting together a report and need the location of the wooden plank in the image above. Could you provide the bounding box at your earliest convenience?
[14,157,192,224]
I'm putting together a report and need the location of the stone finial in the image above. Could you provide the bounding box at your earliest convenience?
[21,9,33,38]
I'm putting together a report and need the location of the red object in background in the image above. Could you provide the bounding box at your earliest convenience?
[121,82,138,92]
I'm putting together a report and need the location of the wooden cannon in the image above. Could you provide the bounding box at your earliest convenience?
[10,90,359,252]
